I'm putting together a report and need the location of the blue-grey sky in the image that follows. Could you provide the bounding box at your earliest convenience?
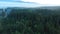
[0,0,60,4]
[1,0,60,5]
[0,0,41,8]
[0,0,60,8]
[0,0,16,1]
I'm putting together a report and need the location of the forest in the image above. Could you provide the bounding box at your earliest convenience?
[0,7,60,34]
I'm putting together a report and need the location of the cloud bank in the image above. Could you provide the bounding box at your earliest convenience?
[22,0,60,5]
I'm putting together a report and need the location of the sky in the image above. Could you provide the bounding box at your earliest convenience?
[0,0,59,5]
[21,0,60,5]
[0,0,41,8]
[0,0,60,8]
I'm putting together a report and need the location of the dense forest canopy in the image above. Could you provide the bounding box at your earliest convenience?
[0,7,60,34]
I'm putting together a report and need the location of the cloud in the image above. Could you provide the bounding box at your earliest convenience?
[0,1,40,8]
[21,0,60,5]
[1,0,60,5]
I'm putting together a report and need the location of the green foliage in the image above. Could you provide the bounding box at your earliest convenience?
[0,8,60,34]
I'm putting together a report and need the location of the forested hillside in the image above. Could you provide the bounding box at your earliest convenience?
[0,8,60,34]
